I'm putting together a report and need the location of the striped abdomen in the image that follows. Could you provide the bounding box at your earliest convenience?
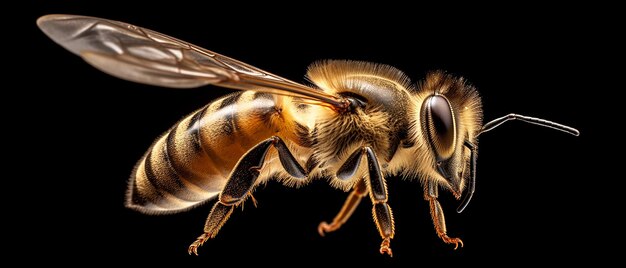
[126,91,290,214]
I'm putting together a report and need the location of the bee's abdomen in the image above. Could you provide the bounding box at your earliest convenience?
[126,92,281,214]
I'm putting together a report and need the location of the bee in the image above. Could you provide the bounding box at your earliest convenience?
[38,14,579,256]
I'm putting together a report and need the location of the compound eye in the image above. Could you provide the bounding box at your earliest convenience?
[421,95,456,160]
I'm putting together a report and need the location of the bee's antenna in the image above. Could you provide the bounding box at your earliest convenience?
[457,114,577,213]
[478,113,579,137]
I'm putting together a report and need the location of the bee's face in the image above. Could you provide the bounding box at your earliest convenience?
[415,72,483,198]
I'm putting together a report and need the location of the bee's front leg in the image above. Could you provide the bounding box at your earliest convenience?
[424,181,463,249]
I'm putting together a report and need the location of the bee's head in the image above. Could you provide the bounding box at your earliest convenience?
[414,71,483,211]
[415,71,579,213]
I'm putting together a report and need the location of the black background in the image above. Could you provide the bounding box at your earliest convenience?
[18,1,610,265]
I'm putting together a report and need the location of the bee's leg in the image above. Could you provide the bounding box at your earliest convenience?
[332,147,395,256]
[362,147,395,257]
[189,136,306,255]
[188,202,233,256]
[318,178,367,236]
[424,181,463,249]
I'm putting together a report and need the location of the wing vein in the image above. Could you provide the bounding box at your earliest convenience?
[37,14,347,110]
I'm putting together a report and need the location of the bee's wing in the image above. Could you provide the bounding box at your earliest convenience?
[37,14,346,108]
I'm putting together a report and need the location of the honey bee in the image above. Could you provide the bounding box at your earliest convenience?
[38,14,579,256]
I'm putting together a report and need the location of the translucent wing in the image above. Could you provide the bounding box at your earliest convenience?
[37,14,346,108]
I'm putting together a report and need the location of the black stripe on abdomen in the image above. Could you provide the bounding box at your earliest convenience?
[143,151,165,199]
[216,93,242,136]
[166,117,225,187]
[145,137,199,203]
[187,105,209,152]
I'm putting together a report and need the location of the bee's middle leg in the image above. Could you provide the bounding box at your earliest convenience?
[189,136,307,255]
[318,178,367,236]
[327,147,395,256]
[362,147,395,257]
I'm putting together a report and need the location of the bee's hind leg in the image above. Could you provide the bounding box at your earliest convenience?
[188,136,307,255]
[188,202,234,255]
